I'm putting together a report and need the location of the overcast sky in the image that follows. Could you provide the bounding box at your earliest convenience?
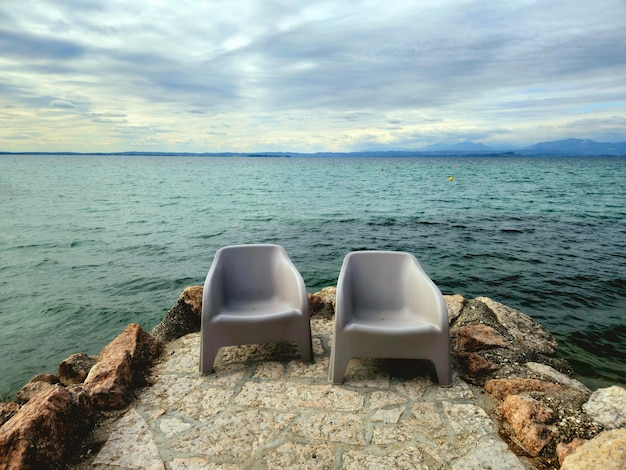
[1,0,625,153]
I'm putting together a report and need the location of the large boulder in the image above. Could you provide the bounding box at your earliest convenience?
[500,394,557,456]
[444,293,466,324]
[582,385,626,430]
[561,429,626,469]
[58,352,98,386]
[151,286,203,343]
[307,287,336,316]
[84,323,161,409]
[15,374,60,404]
[485,378,563,400]
[0,402,20,427]
[0,385,93,468]
[475,297,558,355]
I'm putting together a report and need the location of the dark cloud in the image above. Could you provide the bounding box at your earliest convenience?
[0,29,85,61]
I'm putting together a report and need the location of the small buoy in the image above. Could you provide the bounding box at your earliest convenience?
[449,175,454,181]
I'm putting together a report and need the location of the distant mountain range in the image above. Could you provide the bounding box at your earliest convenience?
[421,138,626,155]
[519,138,626,155]
[423,142,496,152]
[2,138,626,157]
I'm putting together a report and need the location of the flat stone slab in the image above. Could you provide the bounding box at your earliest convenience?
[82,316,528,469]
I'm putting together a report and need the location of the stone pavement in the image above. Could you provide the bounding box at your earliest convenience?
[82,312,530,469]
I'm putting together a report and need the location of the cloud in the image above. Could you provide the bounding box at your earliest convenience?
[50,99,75,108]
[0,0,625,152]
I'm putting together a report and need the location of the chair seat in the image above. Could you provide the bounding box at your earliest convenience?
[217,300,302,322]
[346,318,441,335]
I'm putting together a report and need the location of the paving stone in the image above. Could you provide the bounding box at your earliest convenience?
[311,337,325,355]
[168,457,241,469]
[140,375,234,420]
[371,407,404,423]
[252,361,285,379]
[419,439,464,466]
[218,342,301,365]
[371,423,416,445]
[169,409,296,461]
[92,408,163,469]
[407,402,447,439]
[369,390,409,409]
[261,441,335,469]
[158,416,192,438]
[311,316,334,335]
[443,402,496,441]
[451,435,527,470]
[153,334,201,374]
[342,445,429,469]
[342,358,391,387]
[292,412,367,445]
[233,381,364,411]
[286,356,330,378]
[393,377,429,400]
[433,378,475,400]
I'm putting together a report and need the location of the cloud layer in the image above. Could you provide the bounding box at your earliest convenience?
[1,0,625,152]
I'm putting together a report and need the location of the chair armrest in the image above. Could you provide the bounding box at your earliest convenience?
[202,260,224,321]
[334,260,354,328]
[275,254,309,314]
[406,259,448,329]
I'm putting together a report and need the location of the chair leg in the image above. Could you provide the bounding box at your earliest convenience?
[433,357,452,387]
[200,333,220,374]
[297,336,314,364]
[329,345,351,384]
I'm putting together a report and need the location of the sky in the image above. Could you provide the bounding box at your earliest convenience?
[1,0,626,153]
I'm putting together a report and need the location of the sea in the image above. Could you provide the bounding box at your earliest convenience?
[1,154,624,399]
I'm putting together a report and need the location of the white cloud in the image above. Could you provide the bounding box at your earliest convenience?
[50,99,75,108]
[1,0,625,152]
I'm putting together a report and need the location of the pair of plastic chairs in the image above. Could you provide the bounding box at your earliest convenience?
[199,244,451,386]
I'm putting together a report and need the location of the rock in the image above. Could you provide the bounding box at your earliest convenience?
[525,362,590,394]
[451,324,509,352]
[0,385,93,469]
[178,285,203,316]
[561,429,626,469]
[557,438,588,466]
[485,378,563,400]
[58,352,98,386]
[16,374,60,404]
[444,293,465,324]
[151,286,203,343]
[307,287,336,316]
[582,385,626,429]
[453,298,502,329]
[84,324,161,409]
[500,394,557,456]
[29,373,59,384]
[476,297,558,355]
[0,402,20,427]
[455,352,498,382]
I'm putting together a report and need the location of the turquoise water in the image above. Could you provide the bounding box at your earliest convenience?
[1,155,624,398]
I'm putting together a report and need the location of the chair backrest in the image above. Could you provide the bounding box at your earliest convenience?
[216,244,284,302]
[342,251,416,311]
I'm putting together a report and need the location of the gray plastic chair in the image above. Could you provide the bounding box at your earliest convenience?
[329,251,451,386]
[200,244,313,373]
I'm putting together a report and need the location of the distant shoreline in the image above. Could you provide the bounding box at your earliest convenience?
[3,137,626,157]
[2,151,626,158]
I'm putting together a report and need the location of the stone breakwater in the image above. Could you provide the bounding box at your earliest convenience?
[0,286,624,469]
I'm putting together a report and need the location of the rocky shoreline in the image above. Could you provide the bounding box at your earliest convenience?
[1,286,624,469]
